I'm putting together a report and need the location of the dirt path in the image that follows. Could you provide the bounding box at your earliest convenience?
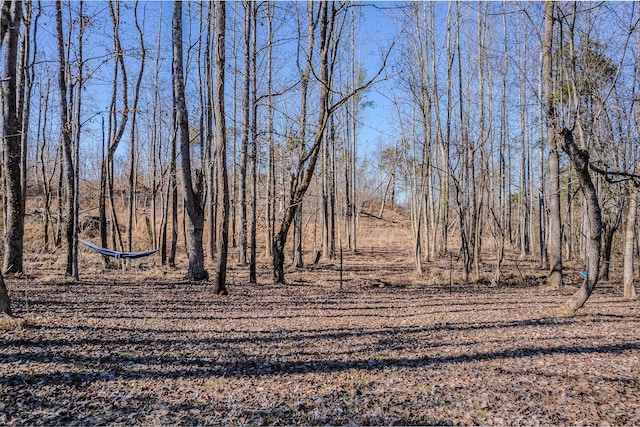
[2,261,639,425]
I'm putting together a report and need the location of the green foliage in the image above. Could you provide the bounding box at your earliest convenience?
[555,37,615,105]
[286,137,304,152]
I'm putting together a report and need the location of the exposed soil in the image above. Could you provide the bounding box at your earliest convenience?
[2,214,640,425]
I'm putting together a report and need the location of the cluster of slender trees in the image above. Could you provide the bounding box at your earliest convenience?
[387,2,640,311]
[1,1,640,315]
[0,0,383,315]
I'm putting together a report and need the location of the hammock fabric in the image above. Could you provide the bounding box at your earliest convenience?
[79,239,159,260]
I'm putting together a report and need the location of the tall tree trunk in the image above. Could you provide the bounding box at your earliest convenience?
[264,1,275,261]
[329,119,337,259]
[37,78,52,250]
[516,12,530,255]
[0,0,21,313]
[321,128,329,259]
[172,1,207,281]
[498,3,509,275]
[248,1,258,283]
[54,0,75,277]
[100,0,128,259]
[439,3,453,256]
[99,117,108,266]
[19,0,36,263]
[623,183,638,299]
[3,0,23,274]
[230,1,239,251]
[272,0,386,283]
[237,0,251,266]
[543,1,563,288]
[293,2,316,267]
[419,3,441,254]
[128,0,145,253]
[273,1,330,284]
[168,129,178,268]
[55,144,63,247]
[213,0,229,295]
[538,61,547,268]
[152,4,163,255]
[205,1,216,262]
[71,0,83,280]
[560,130,601,312]
[349,74,357,253]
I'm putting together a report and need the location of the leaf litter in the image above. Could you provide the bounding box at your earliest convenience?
[1,262,639,425]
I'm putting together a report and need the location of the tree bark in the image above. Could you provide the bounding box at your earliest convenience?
[601,200,623,280]
[293,2,316,267]
[0,0,20,313]
[543,1,563,288]
[273,1,330,284]
[204,1,216,262]
[168,129,178,268]
[102,0,127,256]
[560,129,601,312]
[172,1,208,281]
[213,0,229,295]
[237,0,251,266]
[321,129,329,259]
[37,79,53,250]
[152,4,163,259]
[265,1,275,261]
[293,205,304,268]
[0,272,11,316]
[2,0,23,275]
[54,0,75,277]
[249,1,258,283]
[128,0,145,253]
[19,0,35,263]
[272,0,388,283]
[71,0,83,280]
[623,183,638,299]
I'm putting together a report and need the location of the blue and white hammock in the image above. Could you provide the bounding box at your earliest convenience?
[79,239,159,260]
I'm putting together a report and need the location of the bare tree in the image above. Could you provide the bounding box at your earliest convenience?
[2,0,23,274]
[128,0,146,253]
[204,2,215,262]
[99,0,129,260]
[345,10,359,253]
[152,4,164,259]
[237,0,251,266]
[17,0,36,269]
[54,0,75,277]
[70,0,84,280]
[248,0,258,283]
[623,180,638,299]
[272,1,391,283]
[213,0,229,295]
[550,2,637,310]
[272,1,332,283]
[559,130,601,312]
[36,78,55,250]
[543,1,563,289]
[264,1,275,261]
[172,0,207,281]
[624,41,640,299]
[292,2,316,268]
[0,0,21,313]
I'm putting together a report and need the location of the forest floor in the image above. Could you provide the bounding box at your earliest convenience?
[2,214,640,425]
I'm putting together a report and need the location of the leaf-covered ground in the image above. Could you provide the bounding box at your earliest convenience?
[2,253,640,425]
